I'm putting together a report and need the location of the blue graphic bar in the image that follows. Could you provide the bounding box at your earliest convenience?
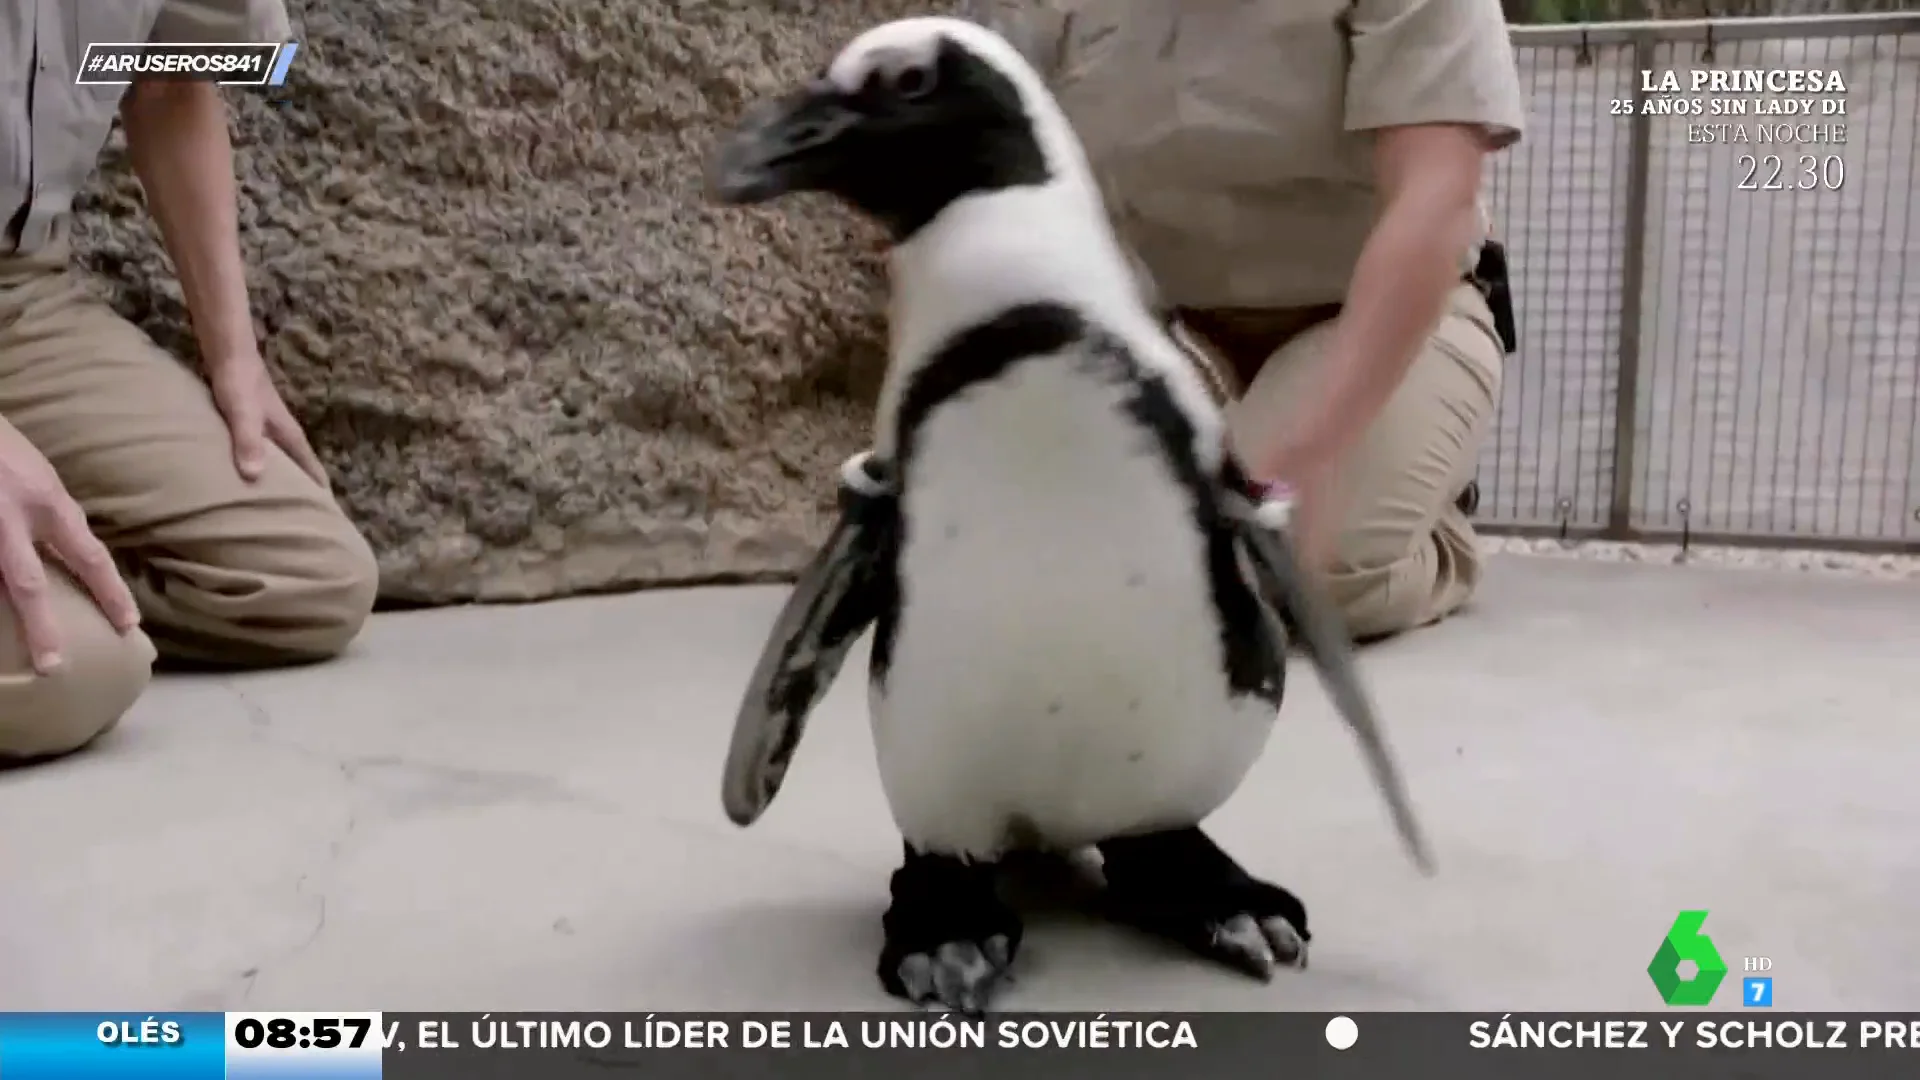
[267,42,299,86]
[0,1012,224,1079]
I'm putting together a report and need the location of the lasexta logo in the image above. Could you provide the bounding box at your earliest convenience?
[1648,909,1728,1005]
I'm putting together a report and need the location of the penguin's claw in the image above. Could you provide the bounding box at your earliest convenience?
[1202,912,1308,980]
[1095,826,1311,985]
[879,847,1023,1014]
[1261,914,1310,970]
[895,936,1014,1016]
[1210,914,1279,979]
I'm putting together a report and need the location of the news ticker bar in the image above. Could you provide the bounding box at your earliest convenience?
[74,42,301,87]
[4,1012,1920,1079]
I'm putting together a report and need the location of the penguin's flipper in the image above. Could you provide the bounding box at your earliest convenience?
[722,451,897,827]
[1218,470,1437,876]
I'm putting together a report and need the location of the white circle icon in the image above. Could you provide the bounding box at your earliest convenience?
[1325,1015,1359,1050]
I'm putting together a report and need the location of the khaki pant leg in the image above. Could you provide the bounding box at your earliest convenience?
[1222,284,1504,640]
[0,263,378,669]
[0,568,157,760]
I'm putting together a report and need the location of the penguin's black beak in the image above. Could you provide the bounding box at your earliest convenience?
[707,83,864,205]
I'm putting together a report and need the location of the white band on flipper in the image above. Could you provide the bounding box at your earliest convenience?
[839,450,891,497]
[1253,494,1293,531]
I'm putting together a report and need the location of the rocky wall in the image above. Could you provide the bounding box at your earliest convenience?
[72,0,929,605]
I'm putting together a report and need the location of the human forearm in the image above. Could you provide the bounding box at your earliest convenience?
[1261,181,1478,474]
[121,81,258,368]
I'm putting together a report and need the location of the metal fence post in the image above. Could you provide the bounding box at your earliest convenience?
[1606,30,1656,539]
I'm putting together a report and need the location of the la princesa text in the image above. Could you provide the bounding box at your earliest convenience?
[1641,69,1847,94]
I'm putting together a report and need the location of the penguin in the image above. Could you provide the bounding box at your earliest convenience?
[706,15,1433,1014]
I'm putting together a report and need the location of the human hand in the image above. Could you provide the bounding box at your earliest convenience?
[0,418,142,673]
[208,351,328,489]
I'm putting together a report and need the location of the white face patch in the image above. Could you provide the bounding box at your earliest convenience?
[826,16,1047,95]
[826,21,947,92]
[827,43,931,94]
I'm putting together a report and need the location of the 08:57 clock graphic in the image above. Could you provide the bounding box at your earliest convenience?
[224,1011,390,1078]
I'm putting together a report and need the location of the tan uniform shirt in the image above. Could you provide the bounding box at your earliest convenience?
[973,0,1527,311]
[1,0,292,256]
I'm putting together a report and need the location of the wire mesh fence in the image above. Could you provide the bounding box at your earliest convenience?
[1481,11,1920,551]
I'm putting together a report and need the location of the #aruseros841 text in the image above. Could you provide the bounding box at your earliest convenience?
[74,43,283,86]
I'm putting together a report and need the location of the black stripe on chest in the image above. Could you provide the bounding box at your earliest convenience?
[871,302,1283,707]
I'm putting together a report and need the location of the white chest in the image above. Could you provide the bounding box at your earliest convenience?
[870,354,1275,858]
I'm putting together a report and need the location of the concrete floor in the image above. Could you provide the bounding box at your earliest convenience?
[3,554,1917,1013]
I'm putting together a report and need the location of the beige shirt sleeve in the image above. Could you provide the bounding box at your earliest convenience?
[148,0,292,44]
[1344,0,1526,150]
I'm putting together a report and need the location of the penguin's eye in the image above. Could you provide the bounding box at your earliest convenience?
[890,64,936,100]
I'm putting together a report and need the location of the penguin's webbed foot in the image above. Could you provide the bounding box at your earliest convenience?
[1096,826,1309,980]
[878,845,1023,1015]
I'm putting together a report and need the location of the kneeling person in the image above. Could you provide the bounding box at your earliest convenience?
[0,0,379,761]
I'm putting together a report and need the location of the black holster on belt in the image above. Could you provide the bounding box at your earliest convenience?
[1470,240,1519,355]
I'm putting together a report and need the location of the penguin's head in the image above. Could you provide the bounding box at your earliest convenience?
[706,17,1068,241]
